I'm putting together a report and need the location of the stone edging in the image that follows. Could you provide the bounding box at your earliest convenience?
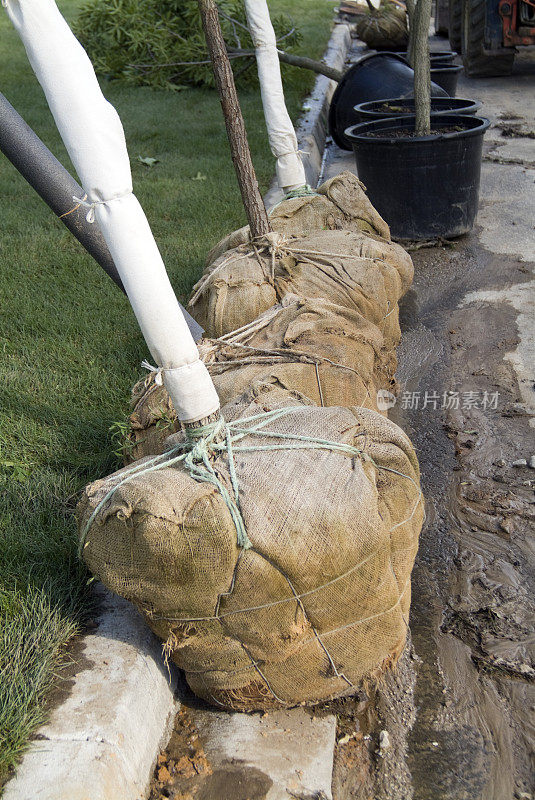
[3,588,179,800]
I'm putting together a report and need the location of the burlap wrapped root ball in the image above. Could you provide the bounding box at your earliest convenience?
[205,171,391,266]
[190,227,413,339]
[79,384,423,711]
[128,293,400,462]
[356,2,409,49]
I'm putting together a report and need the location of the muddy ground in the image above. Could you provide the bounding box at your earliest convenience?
[330,239,535,800]
[148,42,534,800]
[329,43,535,800]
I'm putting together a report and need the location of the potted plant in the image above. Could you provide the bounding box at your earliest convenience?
[345,0,489,240]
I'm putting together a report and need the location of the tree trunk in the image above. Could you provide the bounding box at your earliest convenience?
[412,0,432,136]
[198,0,271,239]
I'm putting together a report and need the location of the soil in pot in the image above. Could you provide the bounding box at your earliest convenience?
[364,124,466,138]
[353,96,481,123]
[345,114,490,240]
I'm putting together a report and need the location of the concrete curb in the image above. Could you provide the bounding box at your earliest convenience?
[298,23,352,187]
[3,587,179,800]
[3,21,353,800]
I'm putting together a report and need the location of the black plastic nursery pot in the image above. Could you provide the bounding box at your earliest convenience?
[353,96,481,123]
[380,49,458,64]
[430,51,457,65]
[429,64,463,96]
[345,114,490,240]
[329,52,448,150]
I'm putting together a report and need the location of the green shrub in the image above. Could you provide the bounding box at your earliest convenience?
[74,0,300,89]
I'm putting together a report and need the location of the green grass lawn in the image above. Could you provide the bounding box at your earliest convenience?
[0,0,333,784]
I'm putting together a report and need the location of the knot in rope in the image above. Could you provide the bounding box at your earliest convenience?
[182,416,251,550]
[72,190,132,224]
[141,359,163,386]
[184,418,225,464]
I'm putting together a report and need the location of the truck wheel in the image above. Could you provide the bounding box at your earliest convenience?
[449,0,462,51]
[462,0,515,76]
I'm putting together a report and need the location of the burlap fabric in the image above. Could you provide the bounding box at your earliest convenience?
[204,297,395,408]
[79,384,423,711]
[205,171,391,266]
[128,376,178,462]
[190,228,413,339]
[127,293,400,462]
[355,3,409,49]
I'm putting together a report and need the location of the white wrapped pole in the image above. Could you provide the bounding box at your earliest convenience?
[4,0,220,424]
[243,0,307,193]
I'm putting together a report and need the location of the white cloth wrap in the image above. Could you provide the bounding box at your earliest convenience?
[4,0,220,424]
[244,0,306,193]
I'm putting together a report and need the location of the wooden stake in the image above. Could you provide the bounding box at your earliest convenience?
[198,0,271,239]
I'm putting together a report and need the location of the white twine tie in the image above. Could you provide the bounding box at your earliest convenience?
[72,191,131,223]
[141,359,164,386]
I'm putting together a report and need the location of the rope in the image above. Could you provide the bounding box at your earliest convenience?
[141,359,163,385]
[189,233,396,310]
[80,406,375,556]
[72,190,132,223]
[283,184,317,200]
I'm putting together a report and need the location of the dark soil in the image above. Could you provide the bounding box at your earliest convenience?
[499,124,535,139]
[360,125,465,139]
[375,102,464,114]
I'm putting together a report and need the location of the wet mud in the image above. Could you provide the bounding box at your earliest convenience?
[148,696,283,800]
[332,238,534,800]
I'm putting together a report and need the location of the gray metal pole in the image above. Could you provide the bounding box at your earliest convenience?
[0,91,204,342]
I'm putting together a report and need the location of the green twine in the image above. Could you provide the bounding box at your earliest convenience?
[79,407,368,556]
[283,184,318,200]
[268,184,319,215]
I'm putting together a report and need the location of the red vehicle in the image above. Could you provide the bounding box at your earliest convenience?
[435,0,535,75]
